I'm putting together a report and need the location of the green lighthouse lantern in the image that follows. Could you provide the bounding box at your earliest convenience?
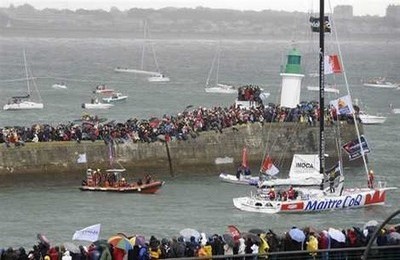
[284,48,302,74]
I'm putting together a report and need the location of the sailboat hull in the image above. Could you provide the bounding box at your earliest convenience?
[3,101,44,110]
[233,187,396,214]
[219,173,259,185]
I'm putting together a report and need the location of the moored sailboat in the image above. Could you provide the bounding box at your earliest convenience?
[233,1,396,214]
[3,50,44,110]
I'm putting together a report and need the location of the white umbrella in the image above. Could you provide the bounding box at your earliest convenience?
[363,220,379,230]
[288,228,305,243]
[179,228,200,242]
[328,228,346,243]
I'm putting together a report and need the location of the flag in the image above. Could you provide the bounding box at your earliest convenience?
[72,224,101,242]
[329,95,355,115]
[324,55,342,74]
[309,16,331,33]
[342,135,370,160]
[260,155,280,176]
[77,153,87,164]
[241,147,248,168]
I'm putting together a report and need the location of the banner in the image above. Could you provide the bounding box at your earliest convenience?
[329,95,355,115]
[309,16,331,33]
[77,153,87,164]
[324,55,342,74]
[342,135,370,160]
[72,224,101,242]
[288,154,320,178]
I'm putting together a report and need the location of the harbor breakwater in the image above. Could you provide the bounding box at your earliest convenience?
[0,122,362,176]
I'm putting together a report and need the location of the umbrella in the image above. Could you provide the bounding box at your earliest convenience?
[388,232,400,244]
[241,232,261,243]
[222,233,236,247]
[179,228,200,242]
[63,242,80,254]
[108,235,133,251]
[363,220,379,230]
[129,235,146,247]
[248,228,266,235]
[288,228,305,243]
[37,234,50,247]
[328,228,346,243]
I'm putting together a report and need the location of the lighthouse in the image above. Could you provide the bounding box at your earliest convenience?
[280,48,304,108]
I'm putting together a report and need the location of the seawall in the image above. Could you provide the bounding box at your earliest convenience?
[0,122,363,176]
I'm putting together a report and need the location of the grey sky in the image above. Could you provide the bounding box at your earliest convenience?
[1,0,399,16]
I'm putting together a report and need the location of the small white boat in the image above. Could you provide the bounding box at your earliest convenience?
[219,173,259,186]
[358,113,386,125]
[148,74,170,82]
[391,108,400,114]
[102,92,128,103]
[52,83,67,89]
[307,85,339,94]
[82,98,114,109]
[3,100,44,110]
[363,78,398,89]
[94,84,114,94]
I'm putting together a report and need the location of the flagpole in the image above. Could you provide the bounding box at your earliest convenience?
[319,0,326,176]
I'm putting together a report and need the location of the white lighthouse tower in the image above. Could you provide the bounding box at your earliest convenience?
[280,48,304,108]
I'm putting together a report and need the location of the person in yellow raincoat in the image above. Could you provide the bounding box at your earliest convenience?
[306,232,318,259]
[258,234,270,259]
[197,243,212,260]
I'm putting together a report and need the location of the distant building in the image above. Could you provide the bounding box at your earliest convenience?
[333,5,353,18]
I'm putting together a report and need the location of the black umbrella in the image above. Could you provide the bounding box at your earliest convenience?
[248,228,266,235]
[241,232,261,243]
[222,233,236,247]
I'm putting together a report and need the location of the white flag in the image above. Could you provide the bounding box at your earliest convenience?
[72,224,101,242]
[77,153,87,164]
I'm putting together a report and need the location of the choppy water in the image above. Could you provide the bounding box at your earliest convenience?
[0,36,399,248]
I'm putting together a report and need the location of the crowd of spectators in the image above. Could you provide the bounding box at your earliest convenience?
[1,223,399,260]
[0,90,355,147]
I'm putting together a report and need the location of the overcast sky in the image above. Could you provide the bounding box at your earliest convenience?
[1,0,399,16]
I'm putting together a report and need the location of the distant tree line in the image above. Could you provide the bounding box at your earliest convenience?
[0,4,399,39]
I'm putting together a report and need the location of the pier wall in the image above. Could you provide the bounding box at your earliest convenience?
[0,122,362,176]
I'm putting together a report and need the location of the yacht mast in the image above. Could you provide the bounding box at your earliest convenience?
[319,0,326,175]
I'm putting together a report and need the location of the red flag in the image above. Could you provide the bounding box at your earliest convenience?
[227,225,241,241]
[260,155,273,173]
[324,55,342,74]
[241,147,248,168]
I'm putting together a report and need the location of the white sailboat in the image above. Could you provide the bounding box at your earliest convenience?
[233,2,396,214]
[205,43,237,94]
[114,21,169,82]
[3,50,44,110]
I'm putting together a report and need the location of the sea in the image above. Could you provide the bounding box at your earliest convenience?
[0,35,399,248]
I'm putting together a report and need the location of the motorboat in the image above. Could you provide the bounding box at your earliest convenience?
[94,84,114,94]
[218,147,259,186]
[358,112,386,125]
[219,173,259,186]
[52,83,67,89]
[363,78,398,89]
[80,168,164,194]
[102,92,128,103]
[82,98,114,109]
